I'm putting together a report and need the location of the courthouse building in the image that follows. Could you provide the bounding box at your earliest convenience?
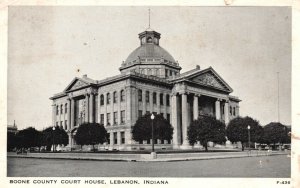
[50,28,241,150]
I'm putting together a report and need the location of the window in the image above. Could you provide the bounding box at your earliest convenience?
[121,110,125,124]
[233,107,236,116]
[146,91,149,103]
[120,90,125,102]
[121,132,125,144]
[113,112,117,125]
[113,91,117,103]
[106,93,111,104]
[107,113,111,125]
[64,120,67,130]
[100,95,104,105]
[138,89,142,102]
[100,114,104,125]
[56,106,59,115]
[65,103,68,113]
[60,105,63,114]
[222,105,225,114]
[138,110,143,118]
[166,94,170,106]
[230,106,232,115]
[60,121,63,128]
[146,111,150,115]
[160,93,164,105]
[167,114,170,123]
[56,122,58,126]
[165,69,168,77]
[170,70,173,76]
[153,92,157,104]
[114,132,117,144]
[148,69,152,75]
[147,139,150,144]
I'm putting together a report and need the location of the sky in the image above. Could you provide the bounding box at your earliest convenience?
[7,6,291,130]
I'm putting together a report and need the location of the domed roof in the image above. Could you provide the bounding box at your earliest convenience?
[125,43,176,64]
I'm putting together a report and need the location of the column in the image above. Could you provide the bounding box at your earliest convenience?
[104,93,107,126]
[70,98,75,129]
[163,93,167,118]
[149,91,153,113]
[181,93,189,145]
[193,95,199,120]
[224,101,229,124]
[126,86,132,124]
[111,92,114,125]
[52,104,56,127]
[67,99,71,130]
[89,93,94,123]
[171,95,178,146]
[117,90,121,125]
[142,90,146,115]
[68,133,72,148]
[85,94,89,123]
[157,92,161,114]
[110,132,114,147]
[215,99,221,120]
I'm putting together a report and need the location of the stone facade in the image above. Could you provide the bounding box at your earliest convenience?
[50,29,240,150]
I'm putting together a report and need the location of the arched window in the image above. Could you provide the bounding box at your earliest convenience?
[60,104,63,114]
[153,92,157,104]
[100,94,104,105]
[106,93,111,104]
[148,69,152,75]
[147,37,153,43]
[113,91,117,103]
[56,105,59,115]
[65,103,68,113]
[120,90,125,102]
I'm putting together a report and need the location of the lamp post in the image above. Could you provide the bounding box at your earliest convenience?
[52,126,56,152]
[247,125,251,152]
[150,114,156,159]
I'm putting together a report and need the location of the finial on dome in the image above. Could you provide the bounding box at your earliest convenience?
[148,8,151,29]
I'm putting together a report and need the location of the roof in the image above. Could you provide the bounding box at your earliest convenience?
[125,43,176,64]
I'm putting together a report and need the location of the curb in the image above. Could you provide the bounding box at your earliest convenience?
[7,153,288,162]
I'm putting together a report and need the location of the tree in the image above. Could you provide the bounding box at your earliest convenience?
[74,123,108,151]
[132,113,173,143]
[15,127,42,150]
[262,122,289,149]
[187,116,226,151]
[42,126,69,151]
[226,116,263,151]
[7,132,19,151]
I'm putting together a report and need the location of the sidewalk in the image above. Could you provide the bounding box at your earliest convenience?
[7,150,289,162]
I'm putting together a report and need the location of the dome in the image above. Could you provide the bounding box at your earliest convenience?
[125,43,176,64]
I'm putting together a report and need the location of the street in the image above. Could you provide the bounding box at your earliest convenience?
[7,155,290,177]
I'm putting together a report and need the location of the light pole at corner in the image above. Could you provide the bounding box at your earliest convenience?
[52,126,56,152]
[150,113,157,159]
[151,114,155,153]
[247,125,251,152]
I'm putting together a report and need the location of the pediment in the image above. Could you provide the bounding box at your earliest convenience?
[192,72,224,88]
[64,78,90,92]
[188,68,233,92]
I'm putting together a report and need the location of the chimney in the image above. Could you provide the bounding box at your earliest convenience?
[83,74,87,78]
[196,65,200,70]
